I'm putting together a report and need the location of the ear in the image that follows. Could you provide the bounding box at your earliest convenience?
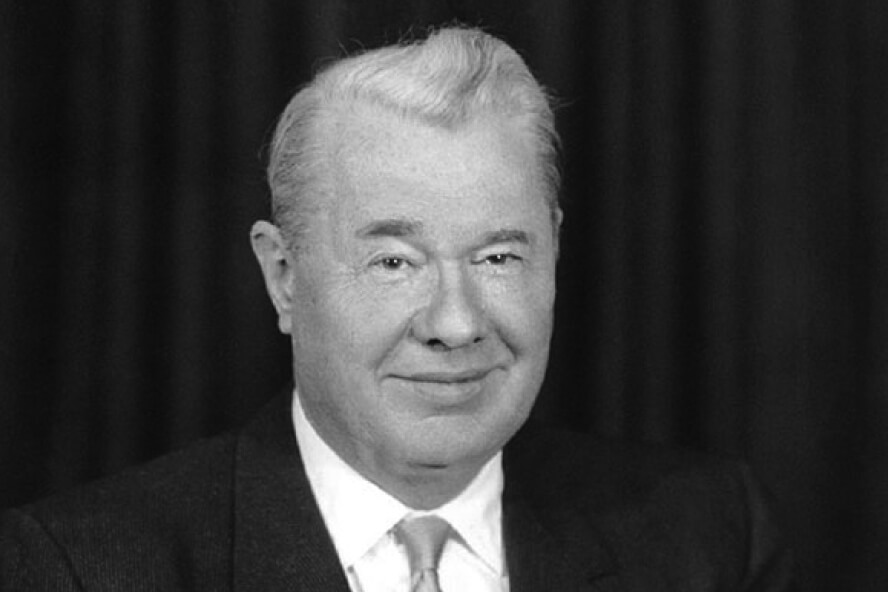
[552,206,564,260]
[553,206,564,231]
[250,220,297,335]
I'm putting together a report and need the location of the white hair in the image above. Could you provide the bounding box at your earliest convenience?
[267,26,561,247]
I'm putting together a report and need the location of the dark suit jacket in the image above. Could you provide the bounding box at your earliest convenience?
[1,393,793,591]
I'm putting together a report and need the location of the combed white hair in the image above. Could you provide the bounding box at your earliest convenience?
[267,26,561,246]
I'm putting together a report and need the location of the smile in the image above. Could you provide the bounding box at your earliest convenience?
[389,369,495,405]
[403,369,491,383]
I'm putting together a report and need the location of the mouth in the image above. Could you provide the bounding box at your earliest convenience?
[389,368,496,405]
[402,369,492,384]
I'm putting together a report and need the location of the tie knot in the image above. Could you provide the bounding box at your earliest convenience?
[396,515,452,573]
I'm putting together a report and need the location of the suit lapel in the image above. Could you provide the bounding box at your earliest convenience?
[503,429,626,592]
[232,393,350,592]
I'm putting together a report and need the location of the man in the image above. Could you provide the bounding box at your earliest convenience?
[1,27,792,591]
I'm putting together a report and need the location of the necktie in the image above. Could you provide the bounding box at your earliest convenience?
[396,515,452,592]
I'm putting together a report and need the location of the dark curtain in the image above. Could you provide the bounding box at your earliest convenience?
[2,1,886,590]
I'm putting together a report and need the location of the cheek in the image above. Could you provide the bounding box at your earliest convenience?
[482,275,556,349]
[314,281,419,364]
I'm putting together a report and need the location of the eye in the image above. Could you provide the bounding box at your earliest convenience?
[483,253,521,266]
[373,256,411,271]
[484,253,518,265]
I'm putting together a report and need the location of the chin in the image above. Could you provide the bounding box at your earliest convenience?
[399,431,500,473]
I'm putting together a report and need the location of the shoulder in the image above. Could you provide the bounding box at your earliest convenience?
[504,424,794,590]
[18,430,237,531]
[506,422,760,505]
[1,431,239,590]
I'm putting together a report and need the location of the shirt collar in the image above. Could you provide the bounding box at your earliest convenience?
[290,390,505,575]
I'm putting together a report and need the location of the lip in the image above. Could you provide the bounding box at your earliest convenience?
[400,368,493,384]
[388,368,496,405]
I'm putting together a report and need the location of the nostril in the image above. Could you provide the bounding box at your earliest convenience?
[423,335,484,351]
[426,338,449,351]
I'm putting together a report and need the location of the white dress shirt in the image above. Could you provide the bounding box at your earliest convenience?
[291,392,509,591]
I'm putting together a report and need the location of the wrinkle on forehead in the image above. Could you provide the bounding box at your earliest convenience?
[332,104,541,201]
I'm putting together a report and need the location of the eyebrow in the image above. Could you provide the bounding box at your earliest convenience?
[479,228,532,247]
[356,218,424,239]
[354,219,533,247]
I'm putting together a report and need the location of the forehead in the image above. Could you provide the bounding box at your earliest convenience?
[316,103,550,237]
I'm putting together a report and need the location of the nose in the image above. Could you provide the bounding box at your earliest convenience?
[411,263,487,350]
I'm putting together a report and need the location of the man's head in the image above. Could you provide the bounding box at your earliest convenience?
[252,27,561,508]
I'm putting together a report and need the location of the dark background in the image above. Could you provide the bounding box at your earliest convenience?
[2,1,886,590]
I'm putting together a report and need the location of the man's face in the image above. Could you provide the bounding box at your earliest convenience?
[270,104,558,497]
